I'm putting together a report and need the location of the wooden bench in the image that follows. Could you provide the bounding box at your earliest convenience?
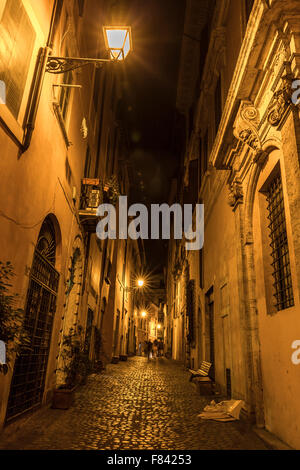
[188,361,212,382]
[193,376,214,395]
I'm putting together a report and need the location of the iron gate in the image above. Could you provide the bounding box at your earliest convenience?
[6,220,59,420]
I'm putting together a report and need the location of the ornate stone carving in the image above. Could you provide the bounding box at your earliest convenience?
[233,101,262,152]
[267,72,294,127]
[228,177,243,210]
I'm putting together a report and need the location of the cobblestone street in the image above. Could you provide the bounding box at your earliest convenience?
[0,357,268,450]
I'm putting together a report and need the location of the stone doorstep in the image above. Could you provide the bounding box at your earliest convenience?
[253,427,294,450]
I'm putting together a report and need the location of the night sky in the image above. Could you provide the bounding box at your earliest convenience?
[115,0,186,271]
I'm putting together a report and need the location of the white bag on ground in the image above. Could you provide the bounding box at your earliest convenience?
[198,399,244,422]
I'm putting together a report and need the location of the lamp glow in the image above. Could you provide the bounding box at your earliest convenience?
[141,311,147,317]
[137,279,144,287]
[103,26,132,61]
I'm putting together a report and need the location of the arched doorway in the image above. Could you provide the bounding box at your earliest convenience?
[6,216,60,420]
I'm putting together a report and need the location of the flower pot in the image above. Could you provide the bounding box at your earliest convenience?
[52,387,75,409]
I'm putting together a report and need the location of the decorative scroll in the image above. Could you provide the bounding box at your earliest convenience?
[46,56,106,74]
[233,101,262,152]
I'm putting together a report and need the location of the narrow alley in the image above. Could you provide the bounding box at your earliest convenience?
[0,357,267,450]
[1,0,300,453]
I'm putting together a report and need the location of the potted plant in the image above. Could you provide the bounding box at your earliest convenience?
[52,326,91,409]
[103,175,120,205]
[0,261,31,375]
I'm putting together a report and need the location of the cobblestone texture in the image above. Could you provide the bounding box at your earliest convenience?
[0,357,268,450]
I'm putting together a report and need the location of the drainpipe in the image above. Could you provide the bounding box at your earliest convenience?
[21,0,61,153]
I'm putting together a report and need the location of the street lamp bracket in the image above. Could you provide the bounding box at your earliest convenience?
[46,56,111,74]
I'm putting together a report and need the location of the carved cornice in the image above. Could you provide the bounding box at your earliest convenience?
[267,69,294,127]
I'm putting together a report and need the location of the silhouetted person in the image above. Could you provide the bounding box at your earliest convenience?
[146,340,153,360]
[158,340,164,357]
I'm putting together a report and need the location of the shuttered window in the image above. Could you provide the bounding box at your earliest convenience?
[0,0,35,119]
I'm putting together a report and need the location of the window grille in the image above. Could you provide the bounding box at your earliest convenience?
[266,174,294,311]
[6,219,59,421]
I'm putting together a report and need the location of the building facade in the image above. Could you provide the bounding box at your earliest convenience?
[0,0,143,428]
[166,0,300,449]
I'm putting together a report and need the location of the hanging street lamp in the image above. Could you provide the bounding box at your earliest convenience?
[46,26,133,74]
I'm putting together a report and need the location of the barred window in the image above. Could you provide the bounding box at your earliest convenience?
[266,173,294,311]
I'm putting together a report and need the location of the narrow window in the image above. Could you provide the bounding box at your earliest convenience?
[266,173,294,311]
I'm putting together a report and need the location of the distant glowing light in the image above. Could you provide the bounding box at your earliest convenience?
[141,311,147,317]
[137,279,144,287]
